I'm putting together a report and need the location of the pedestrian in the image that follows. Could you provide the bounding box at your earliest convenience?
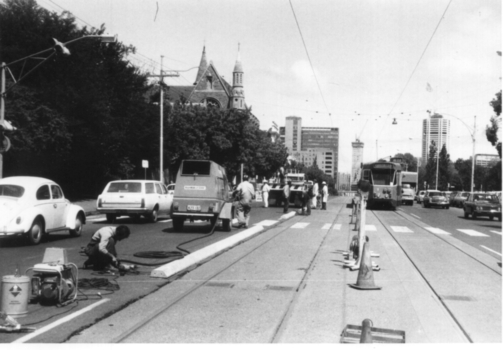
[233,174,255,228]
[83,225,131,271]
[262,179,270,208]
[311,181,319,209]
[321,181,328,210]
[283,181,291,213]
[301,181,312,215]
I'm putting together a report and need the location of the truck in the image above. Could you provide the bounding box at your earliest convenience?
[268,173,306,207]
[401,171,418,206]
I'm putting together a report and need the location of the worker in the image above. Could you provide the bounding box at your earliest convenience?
[311,181,319,209]
[321,181,329,210]
[283,181,291,213]
[301,181,313,216]
[233,174,255,228]
[83,225,131,271]
[262,179,270,208]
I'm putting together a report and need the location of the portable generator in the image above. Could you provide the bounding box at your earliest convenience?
[25,248,78,306]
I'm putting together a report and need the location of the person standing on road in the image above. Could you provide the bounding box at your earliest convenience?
[301,181,312,216]
[83,225,131,271]
[233,174,255,228]
[311,181,319,209]
[321,181,328,210]
[261,180,270,208]
[283,181,291,213]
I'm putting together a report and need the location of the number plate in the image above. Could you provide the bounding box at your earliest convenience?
[187,205,201,212]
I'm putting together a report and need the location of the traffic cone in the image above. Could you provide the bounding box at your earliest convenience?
[360,319,373,343]
[349,241,381,290]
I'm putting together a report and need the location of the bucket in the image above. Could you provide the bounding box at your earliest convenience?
[1,275,30,317]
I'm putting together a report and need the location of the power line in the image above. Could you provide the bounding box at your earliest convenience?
[377,0,453,138]
[288,0,332,125]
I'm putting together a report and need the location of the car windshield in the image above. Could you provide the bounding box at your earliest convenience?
[428,191,441,196]
[107,182,142,193]
[0,185,25,198]
[473,194,499,203]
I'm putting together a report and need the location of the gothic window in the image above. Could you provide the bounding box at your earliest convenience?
[206,73,213,90]
[204,98,220,108]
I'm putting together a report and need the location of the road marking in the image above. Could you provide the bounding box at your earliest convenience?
[457,229,489,237]
[425,227,451,235]
[332,223,342,230]
[410,213,421,219]
[12,299,110,343]
[322,223,331,230]
[291,222,309,229]
[391,226,413,233]
[480,245,502,257]
[365,225,376,231]
[255,220,278,227]
[491,230,502,235]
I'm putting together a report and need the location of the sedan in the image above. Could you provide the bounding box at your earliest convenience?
[451,192,470,208]
[0,177,86,245]
[422,190,449,209]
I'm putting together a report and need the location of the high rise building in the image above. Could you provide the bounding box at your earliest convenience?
[422,114,450,161]
[279,116,339,177]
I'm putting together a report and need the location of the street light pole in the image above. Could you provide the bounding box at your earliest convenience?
[471,116,476,193]
[0,34,116,179]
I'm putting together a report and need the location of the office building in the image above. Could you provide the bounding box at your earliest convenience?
[422,114,450,161]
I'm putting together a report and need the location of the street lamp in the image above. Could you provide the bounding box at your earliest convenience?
[437,113,477,193]
[0,34,116,178]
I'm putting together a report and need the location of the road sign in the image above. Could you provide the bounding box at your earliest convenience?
[142,160,149,168]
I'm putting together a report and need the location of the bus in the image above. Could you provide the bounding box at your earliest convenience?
[361,161,403,210]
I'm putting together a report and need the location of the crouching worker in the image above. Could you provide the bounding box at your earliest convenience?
[83,225,131,271]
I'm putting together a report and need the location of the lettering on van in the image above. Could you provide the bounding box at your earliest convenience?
[184,186,207,190]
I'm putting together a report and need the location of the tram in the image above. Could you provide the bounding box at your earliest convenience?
[361,161,403,210]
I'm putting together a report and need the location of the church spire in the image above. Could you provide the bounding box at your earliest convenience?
[232,43,245,109]
[194,46,208,85]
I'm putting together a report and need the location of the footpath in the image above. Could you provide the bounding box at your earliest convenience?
[67,196,501,343]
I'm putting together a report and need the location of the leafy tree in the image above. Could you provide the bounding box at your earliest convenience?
[483,161,501,191]
[486,91,501,158]
[424,141,437,189]
[393,152,418,172]
[437,144,450,190]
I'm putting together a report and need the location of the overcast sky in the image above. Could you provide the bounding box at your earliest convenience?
[37,0,501,173]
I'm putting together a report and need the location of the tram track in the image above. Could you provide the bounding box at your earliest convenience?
[109,206,343,343]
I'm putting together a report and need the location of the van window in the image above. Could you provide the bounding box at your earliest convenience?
[145,183,155,194]
[155,183,163,194]
[181,161,211,176]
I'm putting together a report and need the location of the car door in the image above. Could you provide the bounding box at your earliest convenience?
[51,184,68,229]
[155,183,169,214]
[35,185,55,230]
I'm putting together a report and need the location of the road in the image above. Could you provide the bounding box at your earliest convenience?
[1,198,500,343]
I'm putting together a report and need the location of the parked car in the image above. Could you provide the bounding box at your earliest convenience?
[0,176,86,245]
[422,190,450,209]
[441,191,453,201]
[463,193,501,221]
[451,192,470,208]
[416,190,426,203]
[97,180,172,223]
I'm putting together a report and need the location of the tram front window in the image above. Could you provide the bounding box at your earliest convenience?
[371,170,395,185]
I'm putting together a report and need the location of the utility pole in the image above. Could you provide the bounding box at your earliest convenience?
[471,116,476,193]
[147,56,179,183]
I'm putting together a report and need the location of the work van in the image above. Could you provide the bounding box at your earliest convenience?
[170,160,234,231]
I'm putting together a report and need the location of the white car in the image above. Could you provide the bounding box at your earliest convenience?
[96,180,172,223]
[0,177,86,245]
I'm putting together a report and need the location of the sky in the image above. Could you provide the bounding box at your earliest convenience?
[35,0,502,173]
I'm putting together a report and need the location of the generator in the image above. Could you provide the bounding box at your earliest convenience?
[25,248,78,306]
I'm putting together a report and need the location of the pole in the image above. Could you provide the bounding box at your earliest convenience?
[471,116,476,193]
[160,56,164,183]
[1,62,6,179]
[435,147,439,190]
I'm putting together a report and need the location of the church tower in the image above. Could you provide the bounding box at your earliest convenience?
[231,45,245,109]
[194,46,208,85]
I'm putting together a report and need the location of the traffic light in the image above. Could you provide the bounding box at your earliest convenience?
[0,126,11,153]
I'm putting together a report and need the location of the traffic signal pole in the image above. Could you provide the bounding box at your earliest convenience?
[1,62,6,178]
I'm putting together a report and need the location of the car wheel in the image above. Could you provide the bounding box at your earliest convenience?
[222,219,231,232]
[27,219,44,245]
[148,208,159,223]
[69,215,83,237]
[464,210,469,218]
[172,217,184,231]
[106,214,116,223]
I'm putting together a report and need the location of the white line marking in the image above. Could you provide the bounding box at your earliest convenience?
[391,226,413,233]
[291,222,309,229]
[480,245,502,257]
[410,213,421,219]
[365,225,376,231]
[332,224,342,230]
[322,223,331,230]
[158,219,172,223]
[490,230,502,235]
[13,299,110,343]
[425,227,451,235]
[457,229,489,237]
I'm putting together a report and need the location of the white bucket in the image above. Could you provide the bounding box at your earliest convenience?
[1,275,30,317]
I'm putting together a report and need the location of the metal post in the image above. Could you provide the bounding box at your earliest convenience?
[435,147,439,190]
[1,62,5,179]
[471,116,476,193]
[160,56,164,183]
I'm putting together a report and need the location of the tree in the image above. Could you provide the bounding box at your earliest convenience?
[424,141,437,189]
[393,152,418,171]
[486,91,501,158]
[437,144,450,190]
